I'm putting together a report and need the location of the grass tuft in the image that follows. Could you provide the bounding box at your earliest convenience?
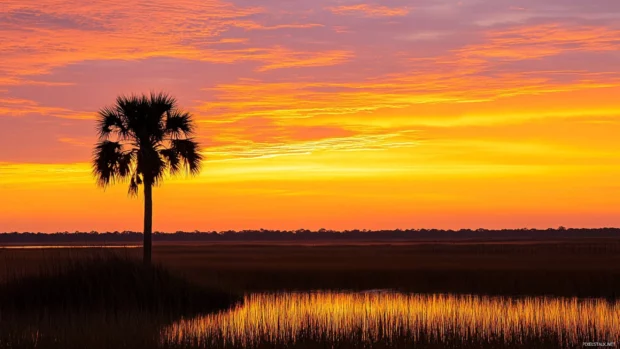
[0,254,242,317]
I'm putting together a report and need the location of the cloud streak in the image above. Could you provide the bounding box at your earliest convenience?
[328,4,411,17]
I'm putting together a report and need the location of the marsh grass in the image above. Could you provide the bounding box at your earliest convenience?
[161,292,620,349]
[0,252,241,349]
[151,241,620,297]
[1,242,619,348]
[2,241,620,297]
[0,253,241,316]
[0,310,164,349]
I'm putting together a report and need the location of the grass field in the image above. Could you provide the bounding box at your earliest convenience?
[1,240,620,348]
[2,239,620,297]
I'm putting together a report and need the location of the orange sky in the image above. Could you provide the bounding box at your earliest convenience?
[1,0,619,232]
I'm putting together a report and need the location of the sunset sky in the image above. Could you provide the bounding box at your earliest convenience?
[1,0,619,232]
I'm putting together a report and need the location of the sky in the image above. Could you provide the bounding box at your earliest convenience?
[1,0,620,232]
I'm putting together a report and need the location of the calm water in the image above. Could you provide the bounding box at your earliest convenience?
[163,291,620,348]
[0,245,140,249]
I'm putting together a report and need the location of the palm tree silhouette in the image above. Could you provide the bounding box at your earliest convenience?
[93,92,203,264]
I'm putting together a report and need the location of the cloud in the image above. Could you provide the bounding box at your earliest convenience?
[0,98,91,119]
[0,9,109,31]
[204,131,418,161]
[0,114,93,163]
[456,24,620,60]
[201,116,357,144]
[328,4,411,17]
[58,137,91,147]
[2,0,620,166]
[235,23,325,31]
[1,0,339,80]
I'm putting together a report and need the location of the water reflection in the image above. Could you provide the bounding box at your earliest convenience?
[163,291,620,348]
[0,245,140,249]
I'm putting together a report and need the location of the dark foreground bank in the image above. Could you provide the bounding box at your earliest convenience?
[0,256,241,349]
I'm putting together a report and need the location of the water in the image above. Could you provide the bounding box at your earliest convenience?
[163,291,620,348]
[0,245,140,249]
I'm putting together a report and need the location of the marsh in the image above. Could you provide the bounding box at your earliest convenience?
[1,239,619,348]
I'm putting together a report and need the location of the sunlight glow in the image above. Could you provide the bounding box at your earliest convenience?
[163,292,620,348]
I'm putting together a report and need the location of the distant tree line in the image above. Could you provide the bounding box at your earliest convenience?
[0,228,619,244]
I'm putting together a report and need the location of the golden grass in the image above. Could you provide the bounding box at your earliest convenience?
[163,292,620,348]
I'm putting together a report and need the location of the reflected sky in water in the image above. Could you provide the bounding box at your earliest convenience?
[0,245,140,249]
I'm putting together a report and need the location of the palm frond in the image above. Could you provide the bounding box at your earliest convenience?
[149,92,177,113]
[144,92,175,143]
[116,95,142,137]
[164,110,194,139]
[136,146,167,185]
[94,92,203,193]
[170,139,203,175]
[160,148,181,175]
[127,169,142,196]
[92,141,127,187]
[97,107,129,140]
[151,151,167,185]
[128,176,139,196]
[117,151,136,177]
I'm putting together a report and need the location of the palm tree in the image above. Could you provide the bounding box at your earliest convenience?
[93,92,203,264]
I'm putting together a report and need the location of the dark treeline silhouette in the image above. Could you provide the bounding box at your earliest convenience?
[1,228,619,244]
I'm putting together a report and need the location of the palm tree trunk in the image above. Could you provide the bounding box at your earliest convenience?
[143,182,153,265]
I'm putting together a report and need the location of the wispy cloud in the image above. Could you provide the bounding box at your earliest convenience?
[328,4,411,17]
[0,98,91,119]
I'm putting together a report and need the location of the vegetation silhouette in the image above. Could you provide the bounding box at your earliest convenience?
[1,228,619,244]
[0,255,240,316]
[0,254,242,349]
[92,92,202,264]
